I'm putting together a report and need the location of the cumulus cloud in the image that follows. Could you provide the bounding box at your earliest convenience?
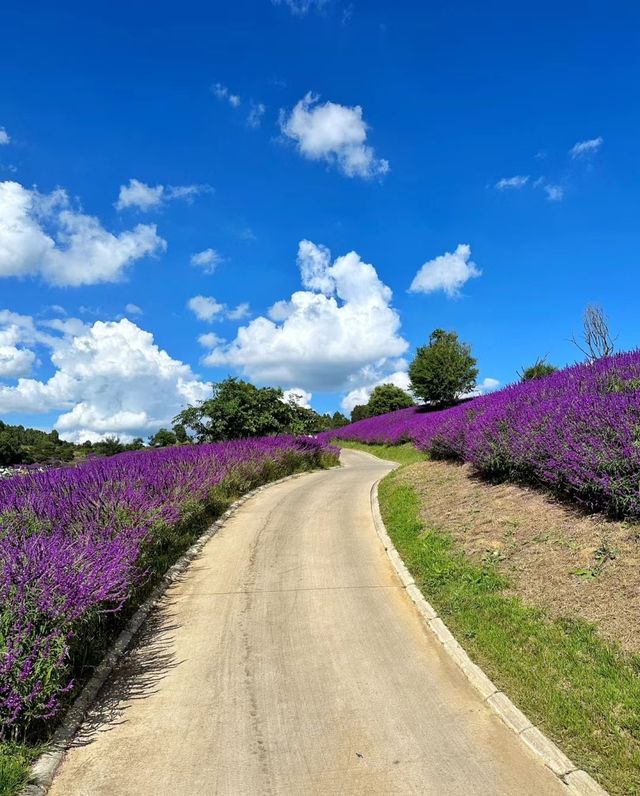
[282,388,312,408]
[0,315,209,442]
[462,376,501,399]
[495,175,529,190]
[569,137,603,159]
[0,323,37,378]
[0,181,166,286]
[203,240,408,392]
[280,93,389,178]
[125,303,143,315]
[271,0,328,15]
[341,370,411,413]
[409,244,481,298]
[115,178,210,211]
[226,302,251,320]
[191,248,222,274]
[0,128,9,145]
[187,295,225,322]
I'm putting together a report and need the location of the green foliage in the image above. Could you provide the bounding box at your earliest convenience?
[0,421,74,466]
[409,329,478,407]
[375,466,640,795]
[148,428,178,448]
[350,404,370,423]
[175,378,349,441]
[366,384,414,417]
[519,358,558,381]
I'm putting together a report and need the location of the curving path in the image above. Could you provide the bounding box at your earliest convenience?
[49,449,565,795]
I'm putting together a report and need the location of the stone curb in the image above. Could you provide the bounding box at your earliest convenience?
[369,477,609,796]
[22,465,336,796]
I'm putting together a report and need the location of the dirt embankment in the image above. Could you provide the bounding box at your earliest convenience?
[400,459,640,653]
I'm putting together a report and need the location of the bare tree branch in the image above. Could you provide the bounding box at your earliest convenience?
[571,304,616,361]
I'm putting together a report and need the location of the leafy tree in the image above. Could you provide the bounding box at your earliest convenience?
[330,411,349,428]
[92,436,126,457]
[519,357,558,381]
[172,423,190,444]
[409,329,478,407]
[175,378,302,442]
[0,432,27,465]
[149,428,178,447]
[366,384,414,417]
[350,404,370,423]
[128,437,146,450]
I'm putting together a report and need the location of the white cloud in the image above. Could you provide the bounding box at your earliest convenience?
[226,302,251,320]
[212,83,241,108]
[462,376,501,399]
[0,181,166,286]
[544,184,564,201]
[125,303,143,315]
[282,388,312,408]
[198,332,223,348]
[0,128,10,145]
[569,137,603,159]
[187,295,225,322]
[247,102,266,128]
[271,0,328,14]
[341,370,411,413]
[280,92,389,178]
[205,240,407,392]
[191,248,222,274]
[0,323,37,378]
[495,175,529,190]
[0,316,209,442]
[409,244,481,298]
[115,178,210,211]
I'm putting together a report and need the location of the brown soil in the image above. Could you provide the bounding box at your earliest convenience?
[399,459,640,654]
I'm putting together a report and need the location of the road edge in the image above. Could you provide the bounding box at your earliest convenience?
[22,465,335,796]
[370,476,608,796]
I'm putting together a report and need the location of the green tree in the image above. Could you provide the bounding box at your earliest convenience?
[149,428,178,447]
[519,358,558,382]
[92,435,126,457]
[175,378,299,442]
[330,411,349,428]
[172,423,190,444]
[409,329,478,407]
[365,384,414,417]
[0,432,27,465]
[350,404,370,423]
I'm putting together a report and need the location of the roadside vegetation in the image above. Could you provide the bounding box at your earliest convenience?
[374,466,640,795]
[334,306,640,793]
[0,436,338,794]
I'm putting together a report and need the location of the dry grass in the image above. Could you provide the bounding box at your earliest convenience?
[401,459,640,653]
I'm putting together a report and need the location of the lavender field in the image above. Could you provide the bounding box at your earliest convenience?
[330,349,640,519]
[0,436,337,740]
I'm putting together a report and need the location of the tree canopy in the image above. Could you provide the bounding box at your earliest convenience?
[175,378,347,442]
[409,329,478,407]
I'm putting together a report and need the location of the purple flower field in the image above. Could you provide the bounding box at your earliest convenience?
[0,435,336,738]
[331,350,640,519]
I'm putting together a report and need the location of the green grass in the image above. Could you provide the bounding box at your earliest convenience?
[377,464,640,795]
[336,439,428,466]
[0,744,40,796]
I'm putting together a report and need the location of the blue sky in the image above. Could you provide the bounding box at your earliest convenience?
[1,0,639,440]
